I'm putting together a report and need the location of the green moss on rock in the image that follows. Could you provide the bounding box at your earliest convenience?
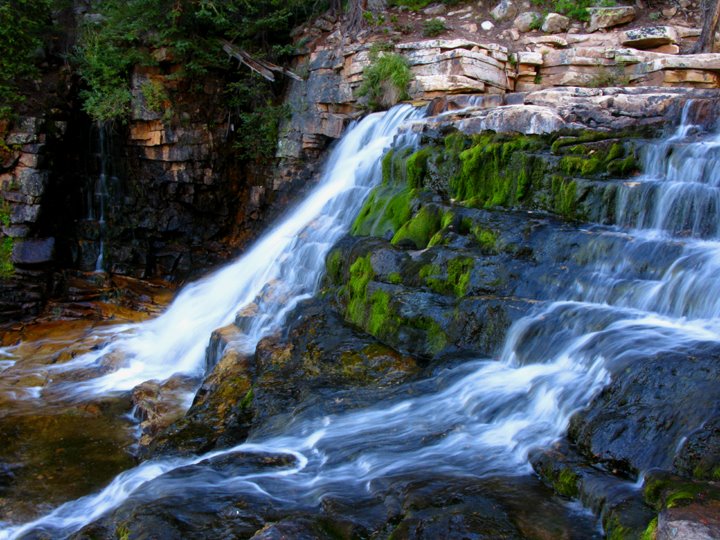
[391,205,442,249]
[352,186,416,238]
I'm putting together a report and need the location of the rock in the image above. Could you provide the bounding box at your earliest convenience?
[542,13,570,34]
[460,22,478,33]
[313,17,334,32]
[513,11,541,32]
[510,28,520,40]
[423,3,447,15]
[568,344,720,475]
[621,26,679,49]
[657,503,720,539]
[490,0,518,22]
[662,6,678,18]
[11,238,54,266]
[481,20,495,31]
[587,6,636,32]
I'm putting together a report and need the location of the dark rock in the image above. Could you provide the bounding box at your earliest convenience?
[12,238,55,266]
[568,345,720,476]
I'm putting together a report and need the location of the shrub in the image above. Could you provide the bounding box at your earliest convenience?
[422,18,447,37]
[357,48,412,111]
[0,0,52,118]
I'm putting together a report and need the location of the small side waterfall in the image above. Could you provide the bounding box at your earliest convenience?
[3,103,720,538]
[93,124,109,272]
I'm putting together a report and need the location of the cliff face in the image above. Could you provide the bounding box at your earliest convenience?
[2,0,720,324]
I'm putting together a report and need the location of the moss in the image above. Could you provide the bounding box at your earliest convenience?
[345,255,400,338]
[472,226,498,253]
[554,468,579,498]
[391,205,442,249]
[605,515,633,540]
[238,387,254,409]
[116,524,130,540]
[352,186,415,238]
[406,147,432,189]
[643,472,713,512]
[0,236,14,279]
[326,249,344,285]
[347,255,374,327]
[451,133,548,209]
[368,289,392,335]
[387,272,402,284]
[607,153,638,176]
[408,316,448,355]
[551,176,578,219]
[382,148,395,184]
[640,517,658,540]
[420,258,474,297]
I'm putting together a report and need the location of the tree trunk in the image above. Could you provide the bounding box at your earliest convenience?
[345,0,368,33]
[692,0,720,53]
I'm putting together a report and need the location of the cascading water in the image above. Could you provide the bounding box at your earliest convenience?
[3,103,720,538]
[49,105,424,395]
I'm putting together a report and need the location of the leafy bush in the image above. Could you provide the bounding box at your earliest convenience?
[390,0,464,9]
[422,18,447,37]
[0,0,52,118]
[357,48,413,111]
[74,0,321,123]
[530,0,612,21]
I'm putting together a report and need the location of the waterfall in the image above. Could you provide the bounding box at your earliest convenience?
[3,104,720,538]
[50,105,424,396]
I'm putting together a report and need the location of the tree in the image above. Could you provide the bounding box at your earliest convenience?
[692,0,720,53]
[345,0,368,32]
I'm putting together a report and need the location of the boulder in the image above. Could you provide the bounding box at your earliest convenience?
[588,6,636,32]
[424,3,447,15]
[11,238,54,266]
[542,13,570,34]
[513,11,541,32]
[621,26,679,49]
[490,0,518,22]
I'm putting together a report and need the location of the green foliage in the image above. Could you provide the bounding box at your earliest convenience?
[0,236,14,279]
[529,0,598,21]
[141,80,170,114]
[529,13,544,30]
[226,76,290,161]
[357,48,412,111]
[389,0,463,9]
[74,0,320,123]
[422,18,447,37]
[0,0,52,118]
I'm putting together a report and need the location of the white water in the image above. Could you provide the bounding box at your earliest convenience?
[49,105,423,396]
[3,103,720,538]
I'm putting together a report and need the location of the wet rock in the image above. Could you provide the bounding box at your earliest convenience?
[587,6,636,32]
[542,13,570,34]
[568,345,720,476]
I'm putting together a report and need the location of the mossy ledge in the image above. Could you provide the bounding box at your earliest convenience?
[357,130,644,235]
